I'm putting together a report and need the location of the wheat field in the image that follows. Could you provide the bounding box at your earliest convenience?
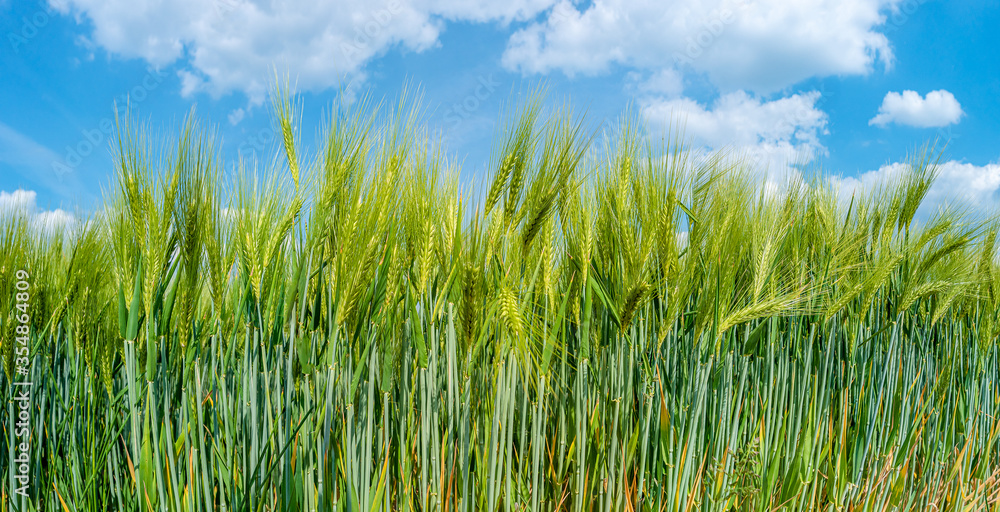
[1,90,999,511]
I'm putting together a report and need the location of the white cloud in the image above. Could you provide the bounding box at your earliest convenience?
[930,161,1000,211]
[832,160,1000,217]
[423,0,560,22]
[228,107,246,126]
[626,69,685,97]
[503,0,901,93]
[0,189,76,233]
[34,209,77,233]
[0,190,37,212]
[869,90,964,128]
[641,90,828,182]
[52,0,910,100]
[0,122,93,205]
[0,122,65,181]
[51,0,559,102]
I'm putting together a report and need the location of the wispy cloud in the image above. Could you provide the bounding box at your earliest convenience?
[0,122,62,171]
[0,121,93,207]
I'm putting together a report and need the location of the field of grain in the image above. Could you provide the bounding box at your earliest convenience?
[1,92,999,511]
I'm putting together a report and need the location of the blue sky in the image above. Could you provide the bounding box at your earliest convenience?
[1,0,998,223]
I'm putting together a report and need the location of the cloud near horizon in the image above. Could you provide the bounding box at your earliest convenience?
[640,90,828,183]
[15,0,993,223]
[0,189,76,233]
[831,159,1000,217]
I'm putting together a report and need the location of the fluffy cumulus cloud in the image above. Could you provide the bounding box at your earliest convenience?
[52,0,980,216]
[832,160,1000,216]
[0,189,36,212]
[641,90,828,181]
[52,0,908,101]
[51,0,559,103]
[503,0,901,93]
[869,90,964,128]
[0,189,76,233]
